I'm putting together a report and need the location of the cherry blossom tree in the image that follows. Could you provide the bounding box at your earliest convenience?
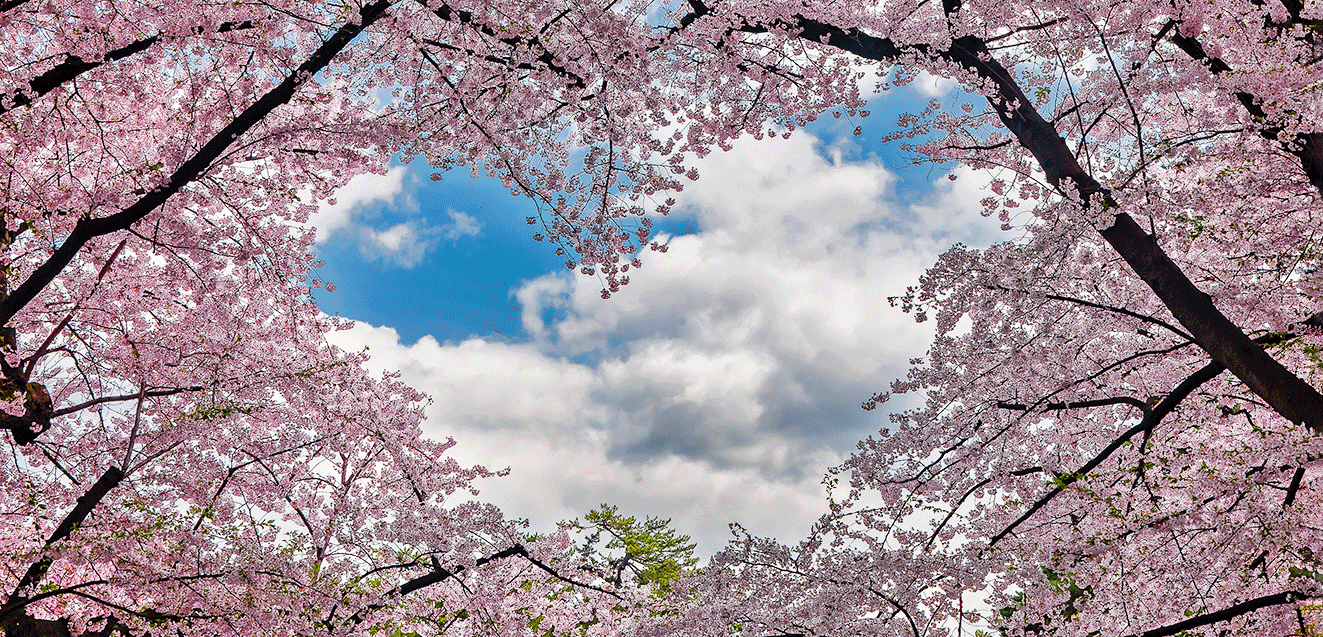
[6,0,1323,634]
[637,0,1323,636]
[0,0,676,633]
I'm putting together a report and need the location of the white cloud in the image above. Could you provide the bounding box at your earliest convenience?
[311,166,408,241]
[357,222,433,268]
[440,210,483,240]
[311,169,483,268]
[913,70,960,97]
[853,64,959,103]
[329,131,1004,554]
[330,322,837,554]
[368,223,413,252]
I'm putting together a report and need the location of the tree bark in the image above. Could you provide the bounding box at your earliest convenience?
[1129,590,1309,637]
[942,34,1323,431]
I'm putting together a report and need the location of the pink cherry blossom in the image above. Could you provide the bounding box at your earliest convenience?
[3,0,1323,634]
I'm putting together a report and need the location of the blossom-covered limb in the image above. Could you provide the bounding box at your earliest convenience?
[1165,26,1323,196]
[0,0,393,328]
[989,359,1226,547]
[1,466,123,629]
[1129,590,1313,637]
[0,21,254,118]
[703,2,1323,430]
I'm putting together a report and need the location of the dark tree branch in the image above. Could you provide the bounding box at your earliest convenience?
[0,466,124,625]
[990,285,1196,342]
[987,359,1225,548]
[1094,214,1323,430]
[420,0,586,89]
[519,546,621,598]
[1128,590,1310,637]
[866,585,921,637]
[0,22,254,117]
[51,385,204,417]
[942,38,1323,425]
[0,2,391,328]
[348,543,618,628]
[1166,28,1323,197]
[0,38,156,116]
[1284,465,1307,506]
[984,18,1067,44]
[757,18,1323,431]
[923,476,992,551]
[996,396,1149,413]
[394,545,524,598]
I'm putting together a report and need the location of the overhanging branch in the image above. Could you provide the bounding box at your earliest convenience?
[347,543,620,628]
[0,2,391,328]
[0,21,254,117]
[1129,590,1310,637]
[0,465,124,625]
[750,16,1323,431]
[987,359,1225,548]
[1166,26,1323,197]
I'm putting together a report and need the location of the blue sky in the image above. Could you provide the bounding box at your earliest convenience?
[312,71,1005,554]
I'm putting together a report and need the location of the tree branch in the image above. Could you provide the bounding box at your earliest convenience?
[1129,590,1310,637]
[0,22,254,117]
[923,476,992,551]
[772,20,1323,431]
[996,396,1150,413]
[1,465,124,624]
[1284,465,1306,507]
[987,359,1224,548]
[420,0,586,89]
[990,285,1196,342]
[347,542,623,628]
[0,2,391,328]
[346,544,526,626]
[51,386,204,417]
[1165,26,1323,197]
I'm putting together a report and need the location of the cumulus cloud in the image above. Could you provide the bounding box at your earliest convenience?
[913,70,960,97]
[853,63,959,103]
[329,131,1003,553]
[351,210,483,268]
[311,167,409,241]
[311,169,482,268]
